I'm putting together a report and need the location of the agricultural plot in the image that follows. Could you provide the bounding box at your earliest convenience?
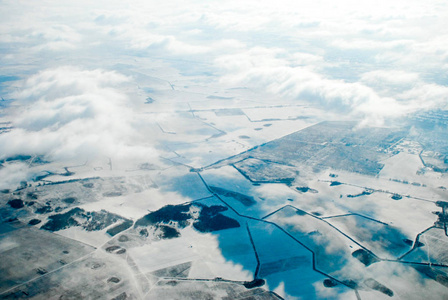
[0,222,95,294]
[1,116,448,299]
[324,215,411,259]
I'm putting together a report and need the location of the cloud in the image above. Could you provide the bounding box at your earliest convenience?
[216,49,387,122]
[0,0,446,167]
[215,43,448,126]
[0,67,157,164]
[91,10,245,57]
[0,162,34,190]
[360,70,419,89]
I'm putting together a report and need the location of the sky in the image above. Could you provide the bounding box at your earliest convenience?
[0,0,448,185]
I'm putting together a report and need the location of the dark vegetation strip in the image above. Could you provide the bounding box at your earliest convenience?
[321,213,389,226]
[398,226,436,260]
[261,206,289,220]
[158,277,285,299]
[246,222,261,279]
[320,179,437,203]
[442,205,448,237]
[39,177,101,186]
[385,260,448,268]
[321,213,355,220]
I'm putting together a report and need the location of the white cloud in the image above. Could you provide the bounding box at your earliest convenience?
[215,39,448,125]
[0,67,157,164]
[360,70,419,88]
[0,0,446,157]
[215,48,404,124]
[0,162,34,190]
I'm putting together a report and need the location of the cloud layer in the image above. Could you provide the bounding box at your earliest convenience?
[0,67,156,163]
[0,0,447,174]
